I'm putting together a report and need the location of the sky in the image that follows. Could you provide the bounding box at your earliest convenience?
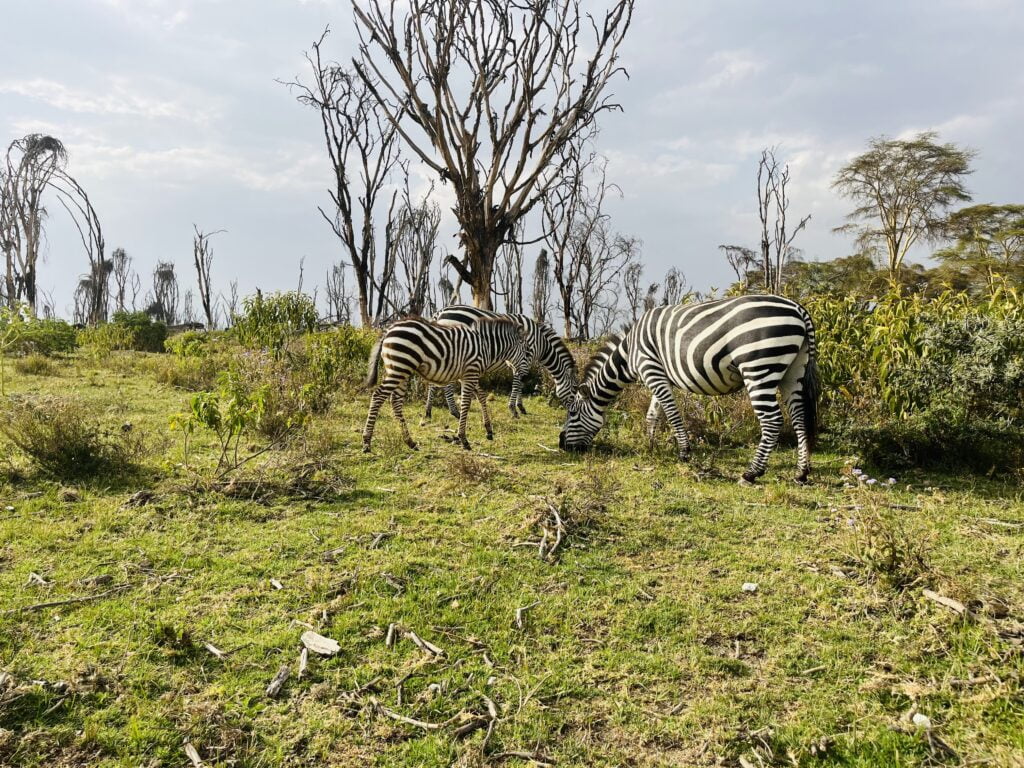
[2,0,1023,318]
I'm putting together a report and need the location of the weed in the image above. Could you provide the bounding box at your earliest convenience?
[842,508,935,591]
[13,354,57,377]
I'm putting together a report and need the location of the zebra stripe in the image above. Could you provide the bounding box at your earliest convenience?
[424,305,578,420]
[560,295,819,484]
[363,317,529,452]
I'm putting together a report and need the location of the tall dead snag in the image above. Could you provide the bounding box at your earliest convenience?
[2,135,68,313]
[352,0,635,310]
[389,187,442,317]
[51,170,107,325]
[719,244,757,292]
[325,264,354,325]
[531,249,552,324]
[287,28,402,326]
[757,149,810,294]
[192,226,224,329]
[494,221,524,314]
[110,248,135,313]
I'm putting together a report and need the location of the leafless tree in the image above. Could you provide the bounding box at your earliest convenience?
[389,191,441,317]
[192,226,223,329]
[2,134,68,312]
[50,169,107,324]
[287,29,402,326]
[220,279,239,327]
[531,248,552,324]
[351,0,635,309]
[719,244,757,291]
[757,148,810,294]
[643,282,660,313]
[660,267,687,305]
[110,247,135,313]
[623,262,643,323]
[494,220,524,314]
[129,272,142,312]
[181,290,198,325]
[147,261,179,325]
[325,263,354,325]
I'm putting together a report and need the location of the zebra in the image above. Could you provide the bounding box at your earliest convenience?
[423,305,578,420]
[559,295,819,484]
[362,316,530,452]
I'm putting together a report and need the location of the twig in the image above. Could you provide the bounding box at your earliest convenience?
[923,589,968,616]
[184,741,205,768]
[265,665,290,698]
[404,629,445,657]
[298,647,309,679]
[514,601,541,630]
[493,750,556,766]
[372,697,441,731]
[536,443,559,453]
[203,643,226,660]
[2,584,130,614]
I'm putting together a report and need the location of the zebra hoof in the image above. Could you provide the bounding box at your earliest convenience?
[518,405,528,415]
[737,477,756,487]
[677,451,691,462]
[486,432,494,441]
[406,440,419,451]
[460,441,472,451]
[362,444,371,454]
[794,472,809,485]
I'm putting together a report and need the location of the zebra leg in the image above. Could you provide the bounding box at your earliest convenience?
[781,359,812,483]
[508,352,529,420]
[477,388,494,440]
[390,389,417,451]
[739,371,785,485]
[457,374,480,450]
[645,398,664,450]
[640,367,690,460]
[444,384,460,419]
[362,379,398,452]
[424,385,437,420]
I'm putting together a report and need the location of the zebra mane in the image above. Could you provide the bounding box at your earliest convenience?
[583,334,622,382]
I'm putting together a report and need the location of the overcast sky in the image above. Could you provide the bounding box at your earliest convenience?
[2,0,1022,317]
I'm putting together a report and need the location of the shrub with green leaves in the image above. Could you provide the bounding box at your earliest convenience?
[231,292,318,355]
[78,312,168,355]
[0,396,148,480]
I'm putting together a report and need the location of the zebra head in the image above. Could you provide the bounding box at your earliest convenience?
[558,382,604,452]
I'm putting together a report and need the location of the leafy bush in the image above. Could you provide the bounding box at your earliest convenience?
[151,355,222,392]
[232,292,318,356]
[0,396,148,480]
[301,325,379,392]
[14,354,57,377]
[165,330,213,358]
[0,308,77,357]
[78,312,167,355]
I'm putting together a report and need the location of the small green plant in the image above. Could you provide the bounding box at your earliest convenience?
[231,292,318,356]
[843,509,934,591]
[0,396,148,480]
[78,312,168,357]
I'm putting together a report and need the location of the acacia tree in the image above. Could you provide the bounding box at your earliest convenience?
[719,244,757,291]
[833,132,973,279]
[2,135,68,312]
[351,0,635,309]
[192,226,223,329]
[288,29,402,326]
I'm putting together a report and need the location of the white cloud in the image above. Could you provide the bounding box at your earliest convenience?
[0,77,214,124]
[697,50,765,91]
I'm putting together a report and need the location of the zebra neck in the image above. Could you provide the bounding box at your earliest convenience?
[590,339,633,407]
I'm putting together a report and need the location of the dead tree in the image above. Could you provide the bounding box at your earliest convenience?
[325,263,354,325]
[623,262,642,324]
[757,149,810,294]
[2,135,68,312]
[147,262,179,324]
[494,220,525,314]
[192,226,223,329]
[660,267,687,305]
[643,282,659,312]
[220,279,239,327]
[389,190,441,317]
[719,244,757,291]
[51,170,107,324]
[531,249,552,324]
[110,247,135,313]
[352,0,635,309]
[287,29,401,326]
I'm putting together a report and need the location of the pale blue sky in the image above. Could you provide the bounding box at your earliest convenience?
[2,0,1022,317]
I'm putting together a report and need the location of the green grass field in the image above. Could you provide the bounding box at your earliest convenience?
[1,354,1023,767]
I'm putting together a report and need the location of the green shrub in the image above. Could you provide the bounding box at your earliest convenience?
[151,355,222,392]
[301,326,378,392]
[78,312,168,355]
[14,354,57,377]
[232,292,318,356]
[165,330,212,358]
[0,396,148,480]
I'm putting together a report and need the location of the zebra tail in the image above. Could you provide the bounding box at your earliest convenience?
[362,336,384,390]
[801,352,819,449]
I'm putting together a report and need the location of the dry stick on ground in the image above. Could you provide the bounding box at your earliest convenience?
[404,629,445,657]
[2,584,130,614]
[371,697,442,731]
[203,642,226,660]
[265,665,290,698]
[539,501,567,562]
[298,647,309,679]
[184,741,205,768]
[514,601,541,630]
[923,589,969,616]
[492,750,557,767]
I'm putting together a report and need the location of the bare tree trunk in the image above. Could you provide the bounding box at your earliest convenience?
[192,226,223,329]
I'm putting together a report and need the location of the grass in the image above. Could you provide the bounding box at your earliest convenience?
[0,352,1022,767]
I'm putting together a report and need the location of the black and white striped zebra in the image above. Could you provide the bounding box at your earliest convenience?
[363,317,529,452]
[424,305,578,419]
[559,295,819,484]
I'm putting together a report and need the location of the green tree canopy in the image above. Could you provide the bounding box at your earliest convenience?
[933,203,1024,291]
[832,132,974,278]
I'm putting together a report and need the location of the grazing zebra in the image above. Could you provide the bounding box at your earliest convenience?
[559,295,819,484]
[363,317,529,452]
[424,305,578,419]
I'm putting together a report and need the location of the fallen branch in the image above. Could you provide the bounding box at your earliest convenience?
[2,584,130,615]
[265,665,290,698]
[514,601,541,630]
[922,589,968,616]
[493,750,556,766]
[404,629,445,657]
[184,741,205,768]
[371,697,441,731]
